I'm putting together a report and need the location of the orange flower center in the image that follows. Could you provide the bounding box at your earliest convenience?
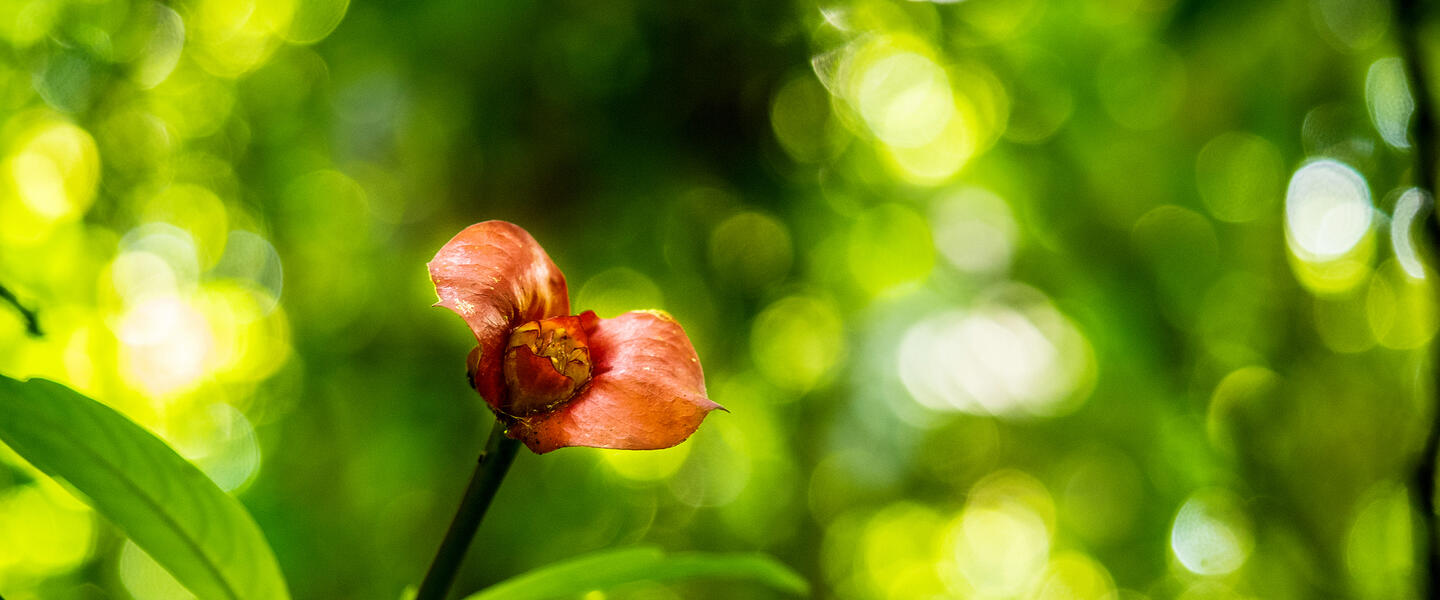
[501,315,594,415]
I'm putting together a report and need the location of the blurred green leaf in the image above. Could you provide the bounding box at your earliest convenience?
[463,546,809,600]
[0,375,290,600]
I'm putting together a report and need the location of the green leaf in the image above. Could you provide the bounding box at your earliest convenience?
[463,546,809,600]
[0,376,289,600]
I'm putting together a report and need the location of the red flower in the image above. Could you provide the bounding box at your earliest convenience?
[428,221,723,453]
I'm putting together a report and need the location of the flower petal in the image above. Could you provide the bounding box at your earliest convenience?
[506,310,723,453]
[429,221,570,409]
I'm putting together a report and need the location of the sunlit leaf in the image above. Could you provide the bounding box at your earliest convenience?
[463,546,809,600]
[0,375,290,600]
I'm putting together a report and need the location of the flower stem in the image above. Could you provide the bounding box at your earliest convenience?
[416,419,521,600]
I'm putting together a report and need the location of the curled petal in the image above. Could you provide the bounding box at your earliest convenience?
[506,310,723,453]
[430,221,570,409]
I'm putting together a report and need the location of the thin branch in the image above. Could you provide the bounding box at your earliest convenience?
[0,283,40,337]
[1397,0,1440,597]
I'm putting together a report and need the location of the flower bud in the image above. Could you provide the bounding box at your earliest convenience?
[501,314,595,415]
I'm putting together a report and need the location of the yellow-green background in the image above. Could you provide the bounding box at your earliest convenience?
[0,0,1435,598]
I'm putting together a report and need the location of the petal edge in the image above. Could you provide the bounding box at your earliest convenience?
[429,221,570,410]
[506,310,722,453]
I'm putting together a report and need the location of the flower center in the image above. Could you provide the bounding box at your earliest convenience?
[501,314,594,415]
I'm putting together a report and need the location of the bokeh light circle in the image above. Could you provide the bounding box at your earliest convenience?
[1285,159,1372,262]
[899,285,1094,418]
[1170,489,1254,576]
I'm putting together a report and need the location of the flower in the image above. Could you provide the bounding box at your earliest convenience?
[428,221,723,453]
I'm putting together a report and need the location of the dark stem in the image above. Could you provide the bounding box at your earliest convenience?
[1398,0,1440,596]
[416,420,521,600]
[0,283,40,337]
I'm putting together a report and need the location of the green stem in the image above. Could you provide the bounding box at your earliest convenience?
[0,283,40,337]
[416,420,521,600]
[1397,0,1440,596]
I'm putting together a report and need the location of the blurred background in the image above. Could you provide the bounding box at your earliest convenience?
[0,0,1437,598]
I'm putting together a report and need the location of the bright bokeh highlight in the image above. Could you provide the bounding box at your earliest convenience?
[899,285,1093,417]
[930,187,1018,274]
[1285,158,1375,293]
[1170,489,1254,576]
[944,470,1054,597]
[1365,57,1413,149]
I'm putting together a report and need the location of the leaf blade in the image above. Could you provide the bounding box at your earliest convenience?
[464,546,809,600]
[0,376,289,600]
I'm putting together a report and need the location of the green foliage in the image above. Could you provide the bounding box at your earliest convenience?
[0,376,289,600]
[1,0,1438,597]
[463,546,808,600]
